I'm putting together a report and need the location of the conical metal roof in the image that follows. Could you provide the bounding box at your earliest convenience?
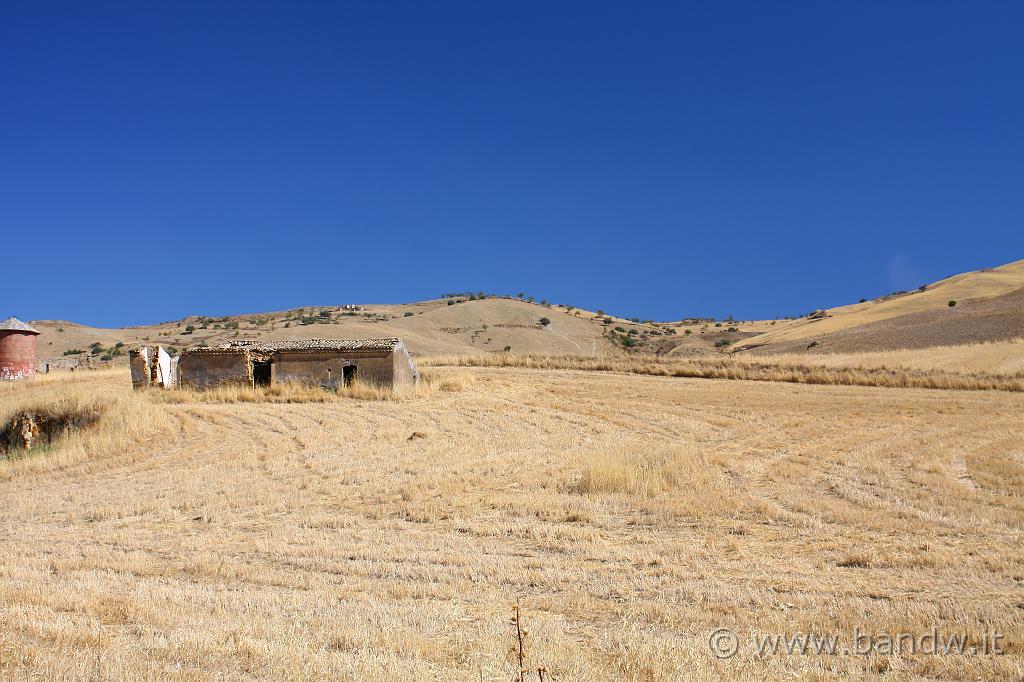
[0,317,40,334]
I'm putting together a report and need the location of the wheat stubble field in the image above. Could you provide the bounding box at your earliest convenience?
[1,364,1022,680]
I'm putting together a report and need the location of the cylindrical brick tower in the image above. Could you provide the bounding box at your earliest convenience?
[0,317,40,381]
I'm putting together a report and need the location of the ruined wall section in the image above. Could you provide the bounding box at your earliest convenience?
[345,352,394,387]
[129,347,150,388]
[178,349,252,390]
[392,342,419,388]
[270,352,353,389]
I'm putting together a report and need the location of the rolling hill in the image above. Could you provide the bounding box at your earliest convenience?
[731,259,1024,355]
[26,259,1024,365]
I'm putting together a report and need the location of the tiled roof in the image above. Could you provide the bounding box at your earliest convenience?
[223,338,402,353]
[180,346,251,356]
[0,317,40,334]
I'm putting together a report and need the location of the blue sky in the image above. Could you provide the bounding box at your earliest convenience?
[2,2,1021,327]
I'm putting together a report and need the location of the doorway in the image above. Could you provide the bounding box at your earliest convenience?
[253,361,271,387]
[343,365,357,387]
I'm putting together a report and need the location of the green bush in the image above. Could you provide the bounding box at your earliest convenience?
[948,300,957,307]
[539,317,551,326]
[404,312,414,317]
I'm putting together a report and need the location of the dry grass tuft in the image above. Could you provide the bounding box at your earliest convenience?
[152,368,474,404]
[575,443,735,518]
[0,373,172,478]
[0,394,103,455]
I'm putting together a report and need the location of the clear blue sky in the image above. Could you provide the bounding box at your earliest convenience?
[3,2,1021,327]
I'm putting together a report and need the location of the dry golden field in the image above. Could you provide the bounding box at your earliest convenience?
[1,364,1023,680]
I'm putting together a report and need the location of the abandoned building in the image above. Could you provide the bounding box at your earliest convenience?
[130,345,176,388]
[175,338,418,390]
[0,317,40,381]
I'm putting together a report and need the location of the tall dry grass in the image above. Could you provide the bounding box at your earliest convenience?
[421,352,1024,391]
[0,373,173,478]
[747,337,1024,375]
[151,368,474,404]
[574,443,735,519]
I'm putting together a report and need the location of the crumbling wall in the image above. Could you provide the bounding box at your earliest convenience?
[345,353,394,387]
[392,342,419,387]
[270,352,353,389]
[178,349,252,390]
[129,347,151,388]
[154,346,172,387]
[37,357,80,373]
[130,346,176,388]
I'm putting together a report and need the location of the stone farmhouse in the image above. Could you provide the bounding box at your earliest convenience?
[165,338,418,390]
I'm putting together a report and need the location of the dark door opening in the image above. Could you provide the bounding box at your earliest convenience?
[253,361,271,387]
[343,365,357,387]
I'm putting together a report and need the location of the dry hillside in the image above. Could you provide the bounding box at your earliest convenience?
[29,260,1024,367]
[732,259,1024,355]
[31,298,623,361]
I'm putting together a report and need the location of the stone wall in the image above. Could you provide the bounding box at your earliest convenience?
[37,356,80,373]
[271,352,354,389]
[178,349,252,390]
[129,347,150,388]
[347,352,397,387]
[392,342,419,388]
[129,346,176,388]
